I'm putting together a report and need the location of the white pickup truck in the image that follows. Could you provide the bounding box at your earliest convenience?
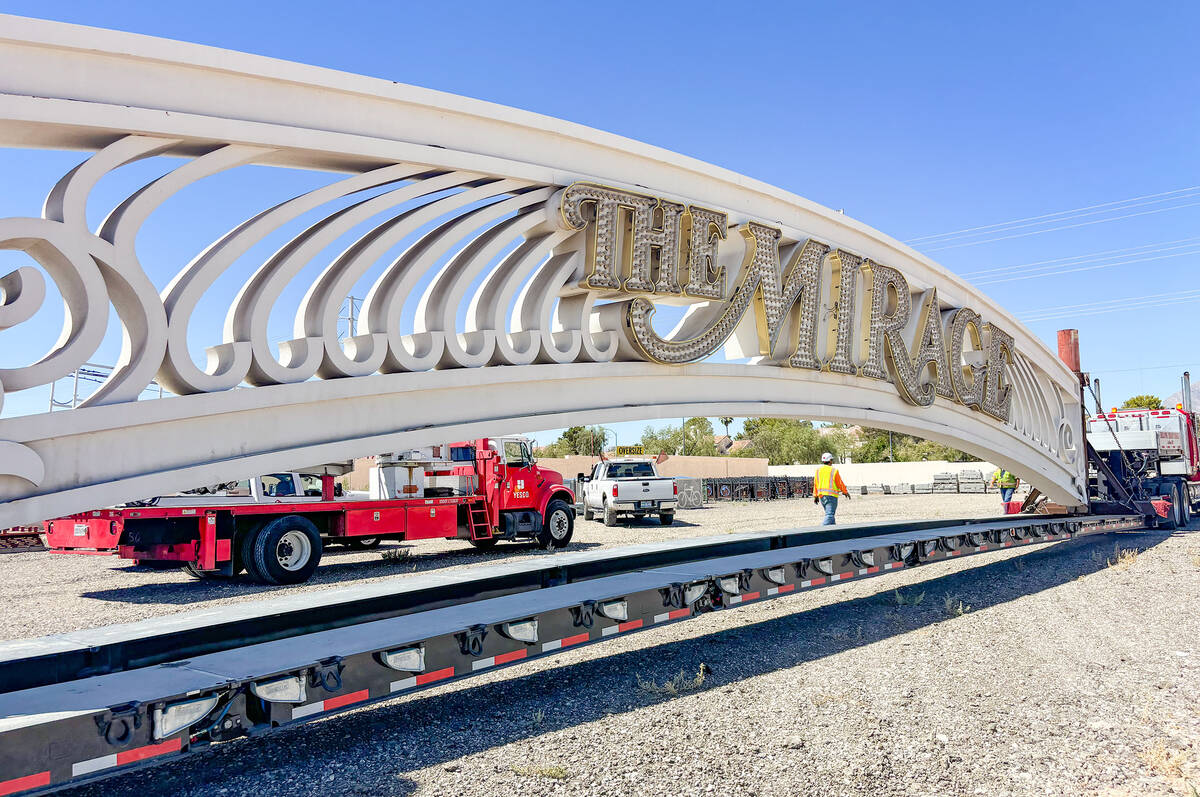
[579,459,678,526]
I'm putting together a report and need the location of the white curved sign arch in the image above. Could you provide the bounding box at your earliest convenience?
[0,15,1085,526]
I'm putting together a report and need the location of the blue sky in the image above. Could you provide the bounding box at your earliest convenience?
[0,1,1196,445]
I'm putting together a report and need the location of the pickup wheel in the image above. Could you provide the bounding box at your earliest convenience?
[538,499,574,549]
[346,537,381,550]
[659,511,675,526]
[249,515,323,585]
[583,503,594,521]
[603,501,618,527]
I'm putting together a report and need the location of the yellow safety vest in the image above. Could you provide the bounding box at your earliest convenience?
[814,465,845,497]
[993,470,1018,488]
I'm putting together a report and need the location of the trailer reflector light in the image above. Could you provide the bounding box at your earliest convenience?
[378,645,426,673]
[250,675,307,704]
[717,576,741,595]
[499,618,540,643]
[683,582,708,604]
[153,694,220,739]
[764,566,786,585]
[597,600,628,621]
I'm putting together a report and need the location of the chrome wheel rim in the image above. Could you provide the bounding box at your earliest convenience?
[277,530,312,570]
[549,510,570,540]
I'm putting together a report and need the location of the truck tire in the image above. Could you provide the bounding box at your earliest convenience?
[538,499,574,550]
[346,537,381,550]
[603,501,618,527]
[1161,484,1182,530]
[583,503,594,522]
[249,515,323,585]
[659,511,675,526]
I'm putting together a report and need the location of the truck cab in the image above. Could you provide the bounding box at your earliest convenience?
[578,458,677,526]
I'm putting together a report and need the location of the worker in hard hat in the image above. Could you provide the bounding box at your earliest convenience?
[990,468,1020,504]
[813,452,851,525]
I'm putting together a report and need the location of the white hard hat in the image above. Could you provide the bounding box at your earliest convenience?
[821,452,833,463]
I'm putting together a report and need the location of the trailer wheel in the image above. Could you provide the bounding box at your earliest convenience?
[603,501,618,527]
[346,537,381,550]
[249,516,323,585]
[538,499,574,549]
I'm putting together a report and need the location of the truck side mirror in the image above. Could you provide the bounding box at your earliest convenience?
[576,473,587,483]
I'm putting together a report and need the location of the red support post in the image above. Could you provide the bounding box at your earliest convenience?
[1057,329,1081,374]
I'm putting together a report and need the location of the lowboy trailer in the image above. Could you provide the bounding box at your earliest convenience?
[0,512,1148,795]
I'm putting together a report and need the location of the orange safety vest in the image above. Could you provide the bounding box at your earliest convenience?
[814,464,847,497]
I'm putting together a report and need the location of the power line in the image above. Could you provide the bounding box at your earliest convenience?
[1020,290,1200,322]
[905,185,1200,243]
[959,235,1200,277]
[923,199,1200,252]
[973,248,1200,286]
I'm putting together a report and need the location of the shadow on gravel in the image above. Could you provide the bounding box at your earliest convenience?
[83,541,605,605]
[62,528,1174,797]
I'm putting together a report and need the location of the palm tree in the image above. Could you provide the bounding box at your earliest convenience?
[719,416,733,440]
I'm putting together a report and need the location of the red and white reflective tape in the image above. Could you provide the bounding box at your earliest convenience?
[471,648,528,672]
[71,737,182,777]
[829,572,855,581]
[653,608,690,624]
[948,550,963,557]
[0,770,50,796]
[766,584,796,596]
[800,576,826,588]
[290,689,369,720]
[882,562,904,570]
[541,632,590,653]
[390,666,454,693]
[600,619,644,637]
[857,566,881,576]
[726,591,761,605]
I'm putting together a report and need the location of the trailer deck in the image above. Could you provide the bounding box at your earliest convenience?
[0,513,1146,795]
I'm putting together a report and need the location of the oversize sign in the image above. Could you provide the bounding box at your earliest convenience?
[556,182,1014,424]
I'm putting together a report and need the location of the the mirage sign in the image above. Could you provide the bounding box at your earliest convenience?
[556,182,1015,424]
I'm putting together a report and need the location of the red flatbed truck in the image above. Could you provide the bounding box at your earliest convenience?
[45,437,575,585]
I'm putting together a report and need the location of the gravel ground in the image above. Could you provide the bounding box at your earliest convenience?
[0,494,998,640]
[4,496,1197,796]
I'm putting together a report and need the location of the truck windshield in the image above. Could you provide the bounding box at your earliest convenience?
[608,462,656,478]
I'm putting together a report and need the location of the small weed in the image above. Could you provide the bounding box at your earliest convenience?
[380,548,411,563]
[1139,740,1186,778]
[942,594,971,617]
[511,764,568,781]
[636,664,709,695]
[1011,557,1027,573]
[530,709,545,726]
[892,588,925,606]
[1107,545,1139,571]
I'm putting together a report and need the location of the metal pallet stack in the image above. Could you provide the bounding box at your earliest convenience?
[958,469,987,494]
[933,472,959,493]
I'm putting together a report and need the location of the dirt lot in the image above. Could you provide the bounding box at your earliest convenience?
[2,496,1197,796]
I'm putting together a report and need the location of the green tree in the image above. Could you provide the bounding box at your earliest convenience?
[733,418,837,465]
[550,426,611,456]
[1121,394,1163,410]
[718,416,734,441]
[852,428,978,463]
[641,424,683,456]
[683,417,717,456]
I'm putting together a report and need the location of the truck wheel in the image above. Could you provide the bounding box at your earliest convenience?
[539,499,574,549]
[249,516,323,585]
[659,511,675,526]
[583,503,594,521]
[346,537,381,550]
[603,501,618,527]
